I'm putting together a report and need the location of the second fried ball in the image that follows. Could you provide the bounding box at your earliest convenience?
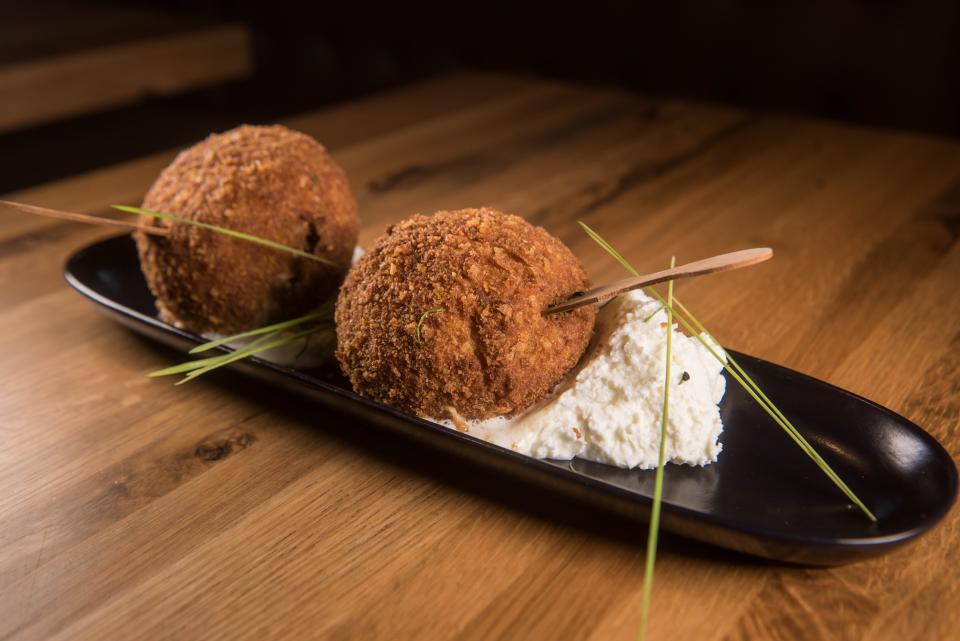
[335,207,596,421]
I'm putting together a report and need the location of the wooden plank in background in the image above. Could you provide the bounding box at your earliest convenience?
[0,71,532,311]
[0,24,252,134]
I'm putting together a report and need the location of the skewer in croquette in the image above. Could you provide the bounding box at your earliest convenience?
[135,124,358,335]
[335,208,596,421]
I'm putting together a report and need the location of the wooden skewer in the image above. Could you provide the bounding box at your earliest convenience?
[0,199,170,237]
[544,247,773,315]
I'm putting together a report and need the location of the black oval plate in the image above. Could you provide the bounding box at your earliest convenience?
[64,234,957,566]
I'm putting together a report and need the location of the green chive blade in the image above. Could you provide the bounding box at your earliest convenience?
[147,354,227,377]
[580,224,876,523]
[639,257,676,641]
[113,205,341,269]
[175,326,326,383]
[642,305,664,323]
[579,221,640,277]
[414,307,445,344]
[176,330,290,382]
[188,310,326,354]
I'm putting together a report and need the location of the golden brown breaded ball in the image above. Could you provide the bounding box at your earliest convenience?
[335,208,596,421]
[135,124,358,335]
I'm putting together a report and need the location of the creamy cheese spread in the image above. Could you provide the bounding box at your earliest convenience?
[438,290,727,469]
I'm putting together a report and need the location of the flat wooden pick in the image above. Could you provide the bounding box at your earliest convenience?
[545,247,773,315]
[0,199,169,236]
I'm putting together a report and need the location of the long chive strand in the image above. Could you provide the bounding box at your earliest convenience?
[645,288,876,521]
[113,205,341,268]
[578,221,875,522]
[639,258,676,641]
[177,327,321,384]
[189,310,328,354]
[150,322,332,383]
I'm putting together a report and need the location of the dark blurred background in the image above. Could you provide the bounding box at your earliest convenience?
[1,0,958,194]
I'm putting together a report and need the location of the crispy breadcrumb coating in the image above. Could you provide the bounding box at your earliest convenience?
[335,208,596,420]
[135,124,358,334]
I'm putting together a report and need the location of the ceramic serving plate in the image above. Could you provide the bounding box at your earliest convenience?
[64,234,957,566]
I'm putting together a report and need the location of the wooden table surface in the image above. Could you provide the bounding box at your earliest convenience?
[2,72,958,641]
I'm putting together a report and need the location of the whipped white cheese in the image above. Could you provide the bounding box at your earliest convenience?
[438,290,727,469]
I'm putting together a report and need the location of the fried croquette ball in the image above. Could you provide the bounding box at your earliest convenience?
[135,124,358,335]
[335,208,596,421]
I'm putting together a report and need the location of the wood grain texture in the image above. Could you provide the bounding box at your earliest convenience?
[0,25,251,134]
[1,72,958,641]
